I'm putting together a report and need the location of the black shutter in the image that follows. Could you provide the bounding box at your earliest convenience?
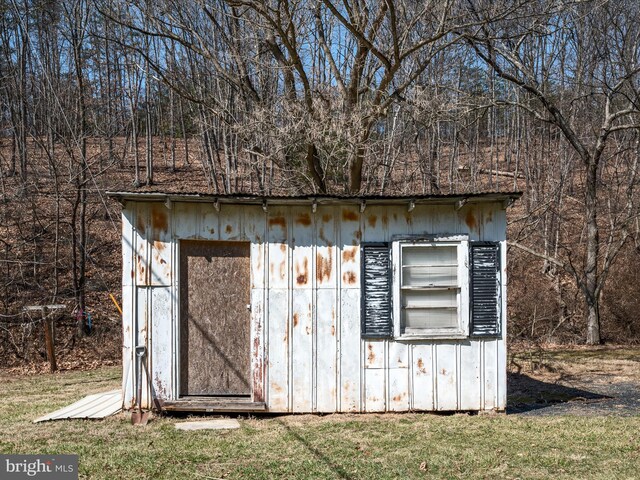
[361,243,393,338]
[470,242,501,337]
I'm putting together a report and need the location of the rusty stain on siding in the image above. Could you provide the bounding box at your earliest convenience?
[296,257,309,285]
[417,358,427,375]
[382,214,389,227]
[253,331,264,402]
[343,271,356,284]
[342,209,358,221]
[226,225,233,234]
[269,216,287,228]
[318,227,333,246]
[293,313,299,327]
[322,213,332,223]
[367,344,375,364]
[296,213,311,226]
[151,206,168,234]
[367,215,377,228]
[342,248,356,263]
[465,209,477,230]
[136,215,146,235]
[316,251,332,283]
[404,213,413,225]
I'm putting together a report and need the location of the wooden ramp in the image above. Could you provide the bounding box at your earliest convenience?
[34,390,122,423]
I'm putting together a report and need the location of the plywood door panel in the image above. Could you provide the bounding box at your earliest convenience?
[180,240,251,396]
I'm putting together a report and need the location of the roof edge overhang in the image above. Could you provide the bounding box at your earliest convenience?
[106,191,522,209]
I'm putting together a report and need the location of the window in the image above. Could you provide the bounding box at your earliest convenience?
[392,239,469,338]
[361,238,502,339]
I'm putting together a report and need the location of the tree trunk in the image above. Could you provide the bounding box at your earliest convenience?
[584,158,601,344]
[307,143,326,193]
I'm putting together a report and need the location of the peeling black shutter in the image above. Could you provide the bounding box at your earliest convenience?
[470,242,501,337]
[361,243,392,338]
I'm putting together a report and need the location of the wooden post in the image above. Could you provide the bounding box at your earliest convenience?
[42,306,57,372]
[25,305,65,372]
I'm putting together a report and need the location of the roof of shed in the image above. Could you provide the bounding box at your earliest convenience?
[107,190,522,207]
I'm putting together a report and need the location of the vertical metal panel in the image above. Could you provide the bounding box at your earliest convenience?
[266,207,289,410]
[149,203,172,286]
[387,342,409,411]
[267,208,288,289]
[219,204,243,241]
[362,206,388,242]
[340,206,361,289]
[150,287,173,403]
[291,289,313,412]
[291,206,314,412]
[459,341,481,410]
[340,289,361,412]
[122,210,135,287]
[339,206,361,411]
[136,286,149,407]
[121,210,135,409]
[364,340,385,369]
[267,288,289,411]
[316,207,337,287]
[364,368,385,412]
[250,288,265,402]
[174,202,199,238]
[246,206,267,403]
[315,206,337,412]
[364,340,385,410]
[388,341,408,369]
[316,288,337,412]
[435,342,458,410]
[411,344,435,410]
[483,339,498,409]
[199,203,219,240]
[388,369,410,411]
[135,204,150,286]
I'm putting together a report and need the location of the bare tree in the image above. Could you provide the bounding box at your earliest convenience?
[464,0,640,343]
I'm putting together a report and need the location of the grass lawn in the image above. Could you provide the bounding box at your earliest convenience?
[1,364,639,479]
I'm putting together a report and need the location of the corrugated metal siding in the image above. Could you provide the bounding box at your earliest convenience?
[121,200,508,412]
[34,390,121,422]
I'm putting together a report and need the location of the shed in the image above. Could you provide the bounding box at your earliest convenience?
[109,191,521,413]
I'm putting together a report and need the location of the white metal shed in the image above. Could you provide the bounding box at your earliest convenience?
[109,191,520,413]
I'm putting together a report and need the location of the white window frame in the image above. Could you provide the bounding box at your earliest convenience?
[392,236,469,339]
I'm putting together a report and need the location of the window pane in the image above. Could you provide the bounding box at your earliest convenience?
[402,245,456,266]
[402,265,457,287]
[403,308,458,329]
[403,289,457,308]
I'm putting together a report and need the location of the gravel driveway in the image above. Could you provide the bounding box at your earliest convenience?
[506,347,640,416]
